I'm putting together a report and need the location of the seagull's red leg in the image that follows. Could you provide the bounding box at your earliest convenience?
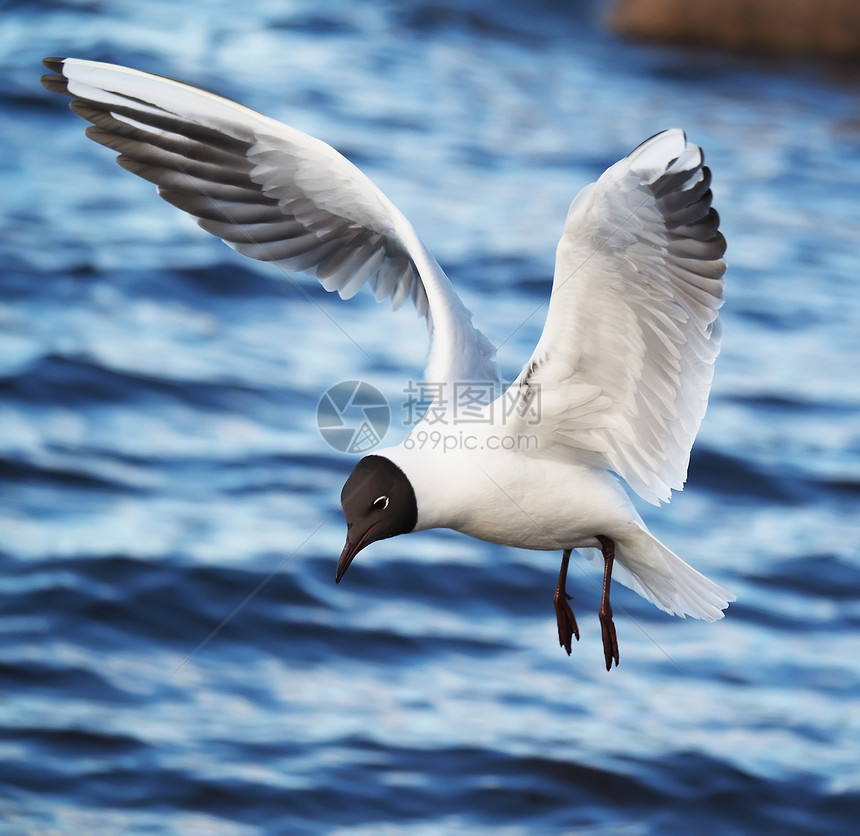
[553,549,579,654]
[596,535,620,670]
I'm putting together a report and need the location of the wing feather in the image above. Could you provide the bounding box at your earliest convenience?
[41,57,499,386]
[506,130,725,504]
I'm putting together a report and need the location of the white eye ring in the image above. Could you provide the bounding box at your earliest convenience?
[372,495,389,510]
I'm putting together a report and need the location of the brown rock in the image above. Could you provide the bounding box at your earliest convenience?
[609,0,860,60]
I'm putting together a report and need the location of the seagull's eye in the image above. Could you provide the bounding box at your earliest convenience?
[372,495,389,511]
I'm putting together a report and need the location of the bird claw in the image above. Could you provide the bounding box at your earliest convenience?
[554,592,580,655]
[599,606,619,670]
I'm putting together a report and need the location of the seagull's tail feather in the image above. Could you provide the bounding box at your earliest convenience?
[610,527,734,621]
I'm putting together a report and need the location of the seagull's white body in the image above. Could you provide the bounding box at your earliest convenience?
[42,58,734,633]
[388,440,636,552]
[385,439,726,620]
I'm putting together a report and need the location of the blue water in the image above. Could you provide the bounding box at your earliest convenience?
[2,1,860,832]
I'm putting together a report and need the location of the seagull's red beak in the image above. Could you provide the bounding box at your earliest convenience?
[335,525,375,583]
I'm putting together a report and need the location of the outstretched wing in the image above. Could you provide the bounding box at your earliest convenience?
[41,57,499,386]
[508,130,725,504]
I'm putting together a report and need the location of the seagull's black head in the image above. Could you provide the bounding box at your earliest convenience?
[336,455,418,583]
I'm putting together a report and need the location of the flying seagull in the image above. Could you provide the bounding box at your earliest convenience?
[41,57,734,669]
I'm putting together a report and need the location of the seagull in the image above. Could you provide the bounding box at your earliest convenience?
[42,57,734,669]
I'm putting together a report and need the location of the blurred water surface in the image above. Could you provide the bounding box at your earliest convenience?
[2,1,860,832]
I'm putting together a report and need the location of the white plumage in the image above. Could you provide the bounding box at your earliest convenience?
[43,57,734,669]
[42,57,500,387]
[508,128,725,505]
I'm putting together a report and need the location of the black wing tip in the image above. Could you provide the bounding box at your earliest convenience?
[41,57,70,95]
[41,76,71,97]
